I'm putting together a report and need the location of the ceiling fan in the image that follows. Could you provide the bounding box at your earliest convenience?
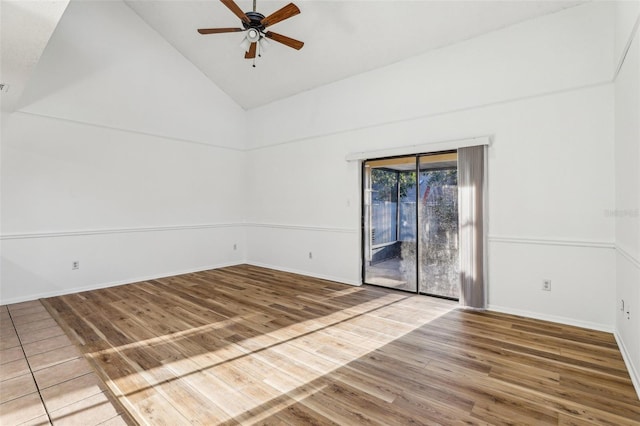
[198,0,304,64]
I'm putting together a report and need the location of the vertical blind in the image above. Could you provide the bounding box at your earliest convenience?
[458,145,487,309]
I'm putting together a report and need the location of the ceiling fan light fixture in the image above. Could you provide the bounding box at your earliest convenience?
[247,28,260,42]
[258,36,269,51]
[239,36,251,51]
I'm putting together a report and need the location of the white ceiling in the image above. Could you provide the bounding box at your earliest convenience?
[124,0,587,110]
[0,0,69,112]
[0,1,588,112]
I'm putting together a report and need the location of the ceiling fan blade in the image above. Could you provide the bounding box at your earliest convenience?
[245,42,257,59]
[261,3,300,28]
[220,0,250,23]
[197,27,244,34]
[265,31,304,50]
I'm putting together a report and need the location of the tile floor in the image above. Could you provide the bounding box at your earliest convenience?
[0,301,131,425]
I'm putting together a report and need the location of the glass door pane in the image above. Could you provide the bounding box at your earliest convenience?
[418,153,460,299]
[363,157,417,292]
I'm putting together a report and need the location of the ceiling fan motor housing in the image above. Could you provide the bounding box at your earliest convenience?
[243,11,266,32]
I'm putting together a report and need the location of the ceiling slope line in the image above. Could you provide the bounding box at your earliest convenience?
[122,0,246,112]
[614,11,640,81]
[13,111,245,152]
[14,77,612,155]
[246,79,613,152]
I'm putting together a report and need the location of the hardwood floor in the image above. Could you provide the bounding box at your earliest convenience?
[42,265,639,425]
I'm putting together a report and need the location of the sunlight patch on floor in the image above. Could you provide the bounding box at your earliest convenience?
[86,292,456,423]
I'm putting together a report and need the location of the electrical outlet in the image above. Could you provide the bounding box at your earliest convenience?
[233,243,237,250]
[626,302,630,320]
[72,261,79,270]
[308,252,313,260]
[542,279,551,291]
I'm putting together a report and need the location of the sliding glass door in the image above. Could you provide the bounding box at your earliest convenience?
[363,152,459,300]
[418,154,459,299]
[363,157,417,292]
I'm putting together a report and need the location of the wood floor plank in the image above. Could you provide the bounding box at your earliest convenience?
[42,265,640,425]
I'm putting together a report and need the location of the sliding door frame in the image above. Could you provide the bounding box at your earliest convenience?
[361,150,459,300]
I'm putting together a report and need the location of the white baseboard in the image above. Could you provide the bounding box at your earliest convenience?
[0,261,244,305]
[614,331,640,400]
[488,304,613,333]
[245,261,361,287]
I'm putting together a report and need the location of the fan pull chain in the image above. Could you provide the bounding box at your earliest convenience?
[253,39,261,67]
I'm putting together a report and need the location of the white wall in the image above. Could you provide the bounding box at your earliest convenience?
[614,1,640,396]
[15,0,245,147]
[246,2,613,149]
[245,2,618,331]
[0,0,247,303]
[0,1,629,339]
[1,0,636,396]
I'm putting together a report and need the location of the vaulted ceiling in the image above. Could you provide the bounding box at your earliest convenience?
[0,0,70,112]
[1,0,587,111]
